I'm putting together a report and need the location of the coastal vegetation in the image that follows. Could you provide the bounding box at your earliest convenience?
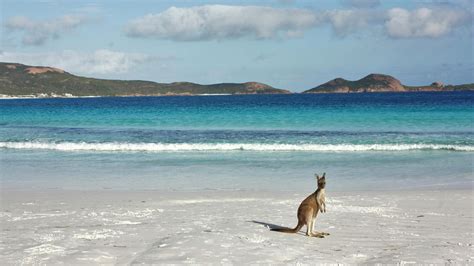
[303,74,474,93]
[0,62,472,97]
[0,63,289,97]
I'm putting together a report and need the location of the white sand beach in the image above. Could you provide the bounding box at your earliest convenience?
[1,189,472,264]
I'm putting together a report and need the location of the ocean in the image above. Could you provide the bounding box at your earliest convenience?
[1,92,472,191]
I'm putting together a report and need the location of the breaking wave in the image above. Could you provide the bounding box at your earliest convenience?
[0,141,473,152]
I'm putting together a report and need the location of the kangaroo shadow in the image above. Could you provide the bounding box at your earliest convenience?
[249,220,306,235]
[248,220,286,230]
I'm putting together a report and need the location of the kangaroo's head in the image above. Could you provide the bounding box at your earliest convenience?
[315,173,326,189]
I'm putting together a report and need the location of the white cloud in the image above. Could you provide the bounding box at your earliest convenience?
[323,7,469,38]
[385,7,470,38]
[124,5,321,41]
[324,9,384,36]
[4,14,90,45]
[124,5,471,41]
[0,50,158,74]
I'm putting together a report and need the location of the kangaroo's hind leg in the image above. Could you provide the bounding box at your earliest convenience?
[303,209,318,237]
[307,210,324,238]
[310,210,330,237]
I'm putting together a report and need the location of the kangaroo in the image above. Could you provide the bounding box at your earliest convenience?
[271,173,329,237]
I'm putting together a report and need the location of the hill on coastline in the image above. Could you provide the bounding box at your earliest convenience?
[0,63,472,97]
[0,63,290,97]
[303,73,473,93]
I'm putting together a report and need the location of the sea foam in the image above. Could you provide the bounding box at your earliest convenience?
[0,141,472,152]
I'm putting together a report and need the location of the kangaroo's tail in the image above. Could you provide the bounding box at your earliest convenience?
[270,221,303,233]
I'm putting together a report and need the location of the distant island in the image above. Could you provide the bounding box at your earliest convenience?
[303,73,473,94]
[0,63,290,98]
[0,62,472,98]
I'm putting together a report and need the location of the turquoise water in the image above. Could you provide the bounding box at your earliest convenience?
[1,92,473,191]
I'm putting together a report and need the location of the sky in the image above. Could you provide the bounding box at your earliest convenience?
[1,0,472,92]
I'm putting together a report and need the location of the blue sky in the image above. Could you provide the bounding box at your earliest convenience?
[1,0,472,92]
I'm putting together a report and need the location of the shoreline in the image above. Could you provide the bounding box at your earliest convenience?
[2,141,473,152]
[0,93,272,100]
[1,90,473,100]
[2,185,473,193]
[1,188,472,264]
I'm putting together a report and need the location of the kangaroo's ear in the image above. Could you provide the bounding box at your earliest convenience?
[315,173,319,180]
[322,172,326,178]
